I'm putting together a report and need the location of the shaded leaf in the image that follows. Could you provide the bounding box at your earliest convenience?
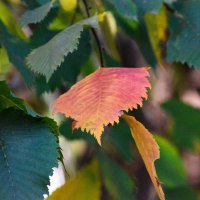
[135,0,163,15]
[105,0,137,20]
[167,0,200,67]
[0,21,35,85]
[53,67,150,144]
[122,114,165,200]
[0,108,59,200]
[163,186,198,200]
[155,135,187,188]
[162,99,200,153]
[102,118,134,161]
[0,81,32,114]
[20,1,53,27]
[26,15,98,81]
[47,160,101,200]
[98,151,135,199]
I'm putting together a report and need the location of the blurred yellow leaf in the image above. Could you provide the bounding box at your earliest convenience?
[59,0,77,12]
[47,160,101,200]
[122,114,165,200]
[99,12,120,61]
[144,6,168,65]
[0,1,26,40]
[0,48,10,74]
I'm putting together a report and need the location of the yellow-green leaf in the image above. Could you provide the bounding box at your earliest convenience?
[47,160,101,200]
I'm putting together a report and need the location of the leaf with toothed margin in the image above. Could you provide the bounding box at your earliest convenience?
[20,1,53,27]
[53,67,150,144]
[0,108,59,200]
[26,15,99,81]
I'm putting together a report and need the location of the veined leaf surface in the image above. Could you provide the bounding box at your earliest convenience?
[53,67,150,144]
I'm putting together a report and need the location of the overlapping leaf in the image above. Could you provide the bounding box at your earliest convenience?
[106,0,137,20]
[122,114,165,200]
[167,0,200,68]
[0,108,59,200]
[26,15,98,81]
[135,0,163,15]
[155,135,187,188]
[47,160,100,200]
[21,1,53,27]
[53,67,150,144]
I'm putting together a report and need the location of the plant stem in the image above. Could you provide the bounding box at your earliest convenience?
[82,0,104,67]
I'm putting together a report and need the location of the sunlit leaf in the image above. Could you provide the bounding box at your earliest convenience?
[53,67,150,144]
[0,1,26,39]
[26,15,98,81]
[144,6,168,65]
[47,160,101,200]
[122,114,165,200]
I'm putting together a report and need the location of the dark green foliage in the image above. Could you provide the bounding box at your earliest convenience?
[155,135,187,188]
[0,109,59,200]
[162,99,200,152]
[167,0,200,68]
[98,152,135,200]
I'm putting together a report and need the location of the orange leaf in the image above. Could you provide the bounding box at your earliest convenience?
[122,114,165,200]
[53,67,150,144]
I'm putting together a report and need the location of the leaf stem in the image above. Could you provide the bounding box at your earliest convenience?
[82,0,104,67]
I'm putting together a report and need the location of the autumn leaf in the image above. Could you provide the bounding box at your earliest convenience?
[53,67,150,144]
[122,114,165,200]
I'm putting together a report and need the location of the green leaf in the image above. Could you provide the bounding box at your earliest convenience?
[0,81,36,116]
[135,0,163,15]
[162,99,200,153]
[102,118,134,161]
[0,1,26,39]
[0,48,10,74]
[167,0,200,67]
[0,81,26,112]
[105,0,137,20]
[0,21,35,85]
[47,160,101,200]
[164,186,198,200]
[35,30,92,94]
[0,108,59,200]
[155,135,187,188]
[20,1,53,27]
[98,152,135,200]
[26,15,98,81]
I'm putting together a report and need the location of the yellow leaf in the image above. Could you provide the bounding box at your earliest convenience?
[122,114,165,200]
[47,160,101,200]
[144,6,168,65]
[59,0,77,12]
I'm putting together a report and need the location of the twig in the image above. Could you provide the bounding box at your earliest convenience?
[82,0,104,67]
